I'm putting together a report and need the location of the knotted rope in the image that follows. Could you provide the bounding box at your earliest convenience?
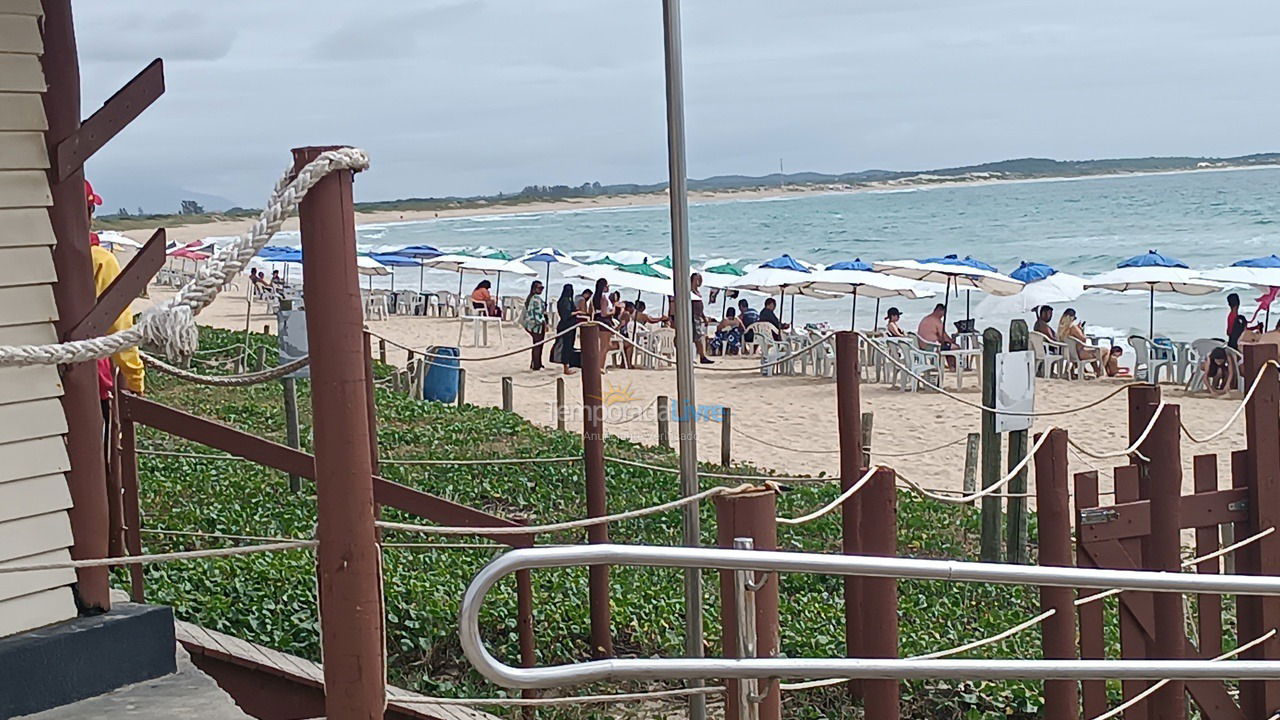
[0,148,369,367]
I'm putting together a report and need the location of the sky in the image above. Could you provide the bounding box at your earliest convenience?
[75,0,1280,212]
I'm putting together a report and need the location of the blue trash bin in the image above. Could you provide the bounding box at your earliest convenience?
[422,346,461,403]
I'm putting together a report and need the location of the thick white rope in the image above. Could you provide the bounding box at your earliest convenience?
[1085,629,1276,720]
[381,455,581,466]
[1075,526,1277,609]
[726,423,839,454]
[140,528,303,544]
[0,148,369,367]
[142,349,310,386]
[894,430,1052,505]
[856,332,1144,417]
[777,466,884,526]
[1066,402,1165,462]
[0,540,315,574]
[602,455,827,483]
[1180,358,1280,444]
[394,685,725,707]
[376,483,755,537]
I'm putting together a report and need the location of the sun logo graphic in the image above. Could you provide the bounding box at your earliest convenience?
[601,380,639,406]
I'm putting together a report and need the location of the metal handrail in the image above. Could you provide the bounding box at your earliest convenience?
[459,544,1280,689]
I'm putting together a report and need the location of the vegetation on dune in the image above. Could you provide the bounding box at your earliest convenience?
[129,326,1086,718]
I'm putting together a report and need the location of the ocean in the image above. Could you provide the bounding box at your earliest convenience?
[317,166,1280,342]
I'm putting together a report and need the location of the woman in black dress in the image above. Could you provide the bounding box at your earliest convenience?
[553,284,581,374]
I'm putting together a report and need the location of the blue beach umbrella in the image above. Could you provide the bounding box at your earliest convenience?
[368,253,422,292]
[978,261,1086,317]
[391,245,443,291]
[1085,250,1221,337]
[521,247,582,302]
[730,254,817,326]
[805,258,932,330]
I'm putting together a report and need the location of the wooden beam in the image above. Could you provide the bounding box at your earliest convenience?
[67,228,164,341]
[54,58,164,182]
[119,393,533,547]
[1076,487,1248,543]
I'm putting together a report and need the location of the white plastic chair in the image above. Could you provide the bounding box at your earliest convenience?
[362,291,388,321]
[743,321,779,356]
[650,328,676,369]
[1184,338,1225,392]
[1063,336,1105,380]
[1029,331,1066,378]
[903,341,942,392]
[436,291,460,318]
[1129,335,1175,384]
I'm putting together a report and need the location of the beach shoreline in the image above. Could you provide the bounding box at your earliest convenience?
[118,162,1280,247]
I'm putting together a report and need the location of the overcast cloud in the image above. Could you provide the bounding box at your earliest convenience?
[74,1,1280,211]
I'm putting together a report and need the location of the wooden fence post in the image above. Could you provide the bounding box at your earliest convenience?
[293,144,383,719]
[720,406,732,466]
[979,327,1003,561]
[282,376,302,493]
[457,368,466,406]
[862,467,900,720]
[1114,464,1151,712]
[835,331,864,701]
[962,432,980,498]
[1241,343,1280,717]
[1035,428,1078,720]
[1073,470,1106,717]
[556,377,566,431]
[254,345,267,372]
[501,376,514,412]
[579,323,613,658]
[657,395,671,449]
[1005,319,1030,564]
[715,487,780,720]
[1193,455,1223,658]
[860,411,874,468]
[378,338,386,364]
[120,415,145,603]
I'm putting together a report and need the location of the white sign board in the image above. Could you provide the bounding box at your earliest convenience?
[995,349,1035,433]
[278,310,310,379]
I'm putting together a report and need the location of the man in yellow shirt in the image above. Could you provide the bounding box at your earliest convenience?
[87,180,145,395]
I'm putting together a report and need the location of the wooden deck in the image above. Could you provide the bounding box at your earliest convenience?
[175,621,497,720]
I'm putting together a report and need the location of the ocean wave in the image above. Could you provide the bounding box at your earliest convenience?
[1152,301,1219,311]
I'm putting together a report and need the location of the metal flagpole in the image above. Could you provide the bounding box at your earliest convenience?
[661,2,706,718]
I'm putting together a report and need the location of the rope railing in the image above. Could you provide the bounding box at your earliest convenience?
[894,429,1052,506]
[1180,358,1280,443]
[142,350,310,386]
[0,148,369,367]
[776,466,884,526]
[0,540,315,574]
[1085,629,1276,720]
[375,483,755,537]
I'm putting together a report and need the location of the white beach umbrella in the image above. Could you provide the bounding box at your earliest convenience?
[599,265,675,297]
[729,254,823,325]
[876,254,1022,324]
[96,231,144,250]
[975,261,1088,316]
[424,253,536,301]
[1084,250,1222,337]
[1199,255,1280,289]
[803,259,936,330]
[355,255,390,292]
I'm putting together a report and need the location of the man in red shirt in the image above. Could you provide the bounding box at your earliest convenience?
[1226,293,1240,337]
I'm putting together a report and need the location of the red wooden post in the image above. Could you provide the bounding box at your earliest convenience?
[119,413,145,603]
[40,0,112,612]
[1142,400,1186,720]
[579,322,613,658]
[1115,464,1152,718]
[1192,455,1222,658]
[715,487,780,720]
[1241,343,1280,717]
[835,331,863,700]
[861,467,899,720]
[293,146,384,720]
[1035,429,1078,720]
[1073,471,1107,717]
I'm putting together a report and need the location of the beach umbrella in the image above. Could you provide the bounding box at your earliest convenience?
[804,258,935,330]
[700,263,749,311]
[1200,254,1280,288]
[602,263,675,297]
[368,253,421,292]
[730,254,818,326]
[1085,250,1222,337]
[587,255,628,267]
[424,253,536,305]
[355,255,390,292]
[876,254,1022,324]
[975,260,1088,317]
[394,244,443,291]
[97,231,143,250]
[521,247,582,303]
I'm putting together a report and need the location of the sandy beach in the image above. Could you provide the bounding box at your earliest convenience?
[139,282,1251,502]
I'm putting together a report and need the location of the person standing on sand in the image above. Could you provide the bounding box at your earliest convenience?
[520,280,547,370]
[553,284,582,374]
[691,273,713,364]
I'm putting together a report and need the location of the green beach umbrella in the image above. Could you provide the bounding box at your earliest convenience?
[654,255,673,269]
[588,255,627,266]
[485,250,513,261]
[618,262,667,278]
[704,263,745,276]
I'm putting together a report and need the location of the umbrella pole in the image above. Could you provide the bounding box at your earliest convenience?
[789,291,796,328]
[1149,286,1155,338]
[943,277,952,326]
[544,265,550,304]
[850,287,858,331]
[419,263,424,293]
[965,289,971,322]
[874,297,881,332]
[496,271,502,299]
